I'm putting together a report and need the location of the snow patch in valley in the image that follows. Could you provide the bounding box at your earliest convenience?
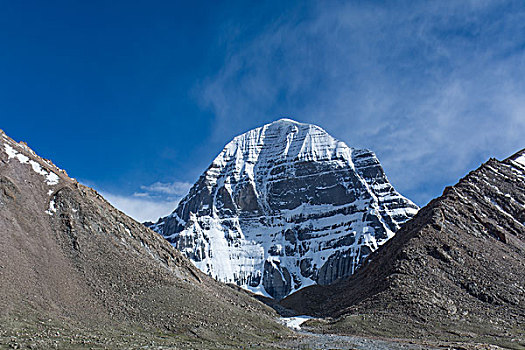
[279,315,313,330]
[245,284,272,298]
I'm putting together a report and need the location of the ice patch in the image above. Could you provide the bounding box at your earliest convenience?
[279,315,313,330]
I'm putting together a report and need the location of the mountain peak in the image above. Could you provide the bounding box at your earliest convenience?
[271,117,303,125]
[265,118,323,131]
[264,118,328,136]
[218,119,350,172]
[149,120,418,299]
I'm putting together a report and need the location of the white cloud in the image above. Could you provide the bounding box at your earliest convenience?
[140,181,192,197]
[100,191,179,223]
[85,180,193,223]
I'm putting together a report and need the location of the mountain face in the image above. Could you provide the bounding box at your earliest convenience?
[0,130,288,349]
[280,150,525,347]
[148,119,418,299]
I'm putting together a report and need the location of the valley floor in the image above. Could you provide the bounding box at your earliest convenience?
[283,330,519,350]
[0,316,288,350]
[2,316,514,350]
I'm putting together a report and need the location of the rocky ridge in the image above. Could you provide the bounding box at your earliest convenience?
[280,150,525,348]
[148,119,418,299]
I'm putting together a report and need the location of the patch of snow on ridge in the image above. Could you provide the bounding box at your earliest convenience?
[4,143,18,159]
[3,143,59,186]
[45,172,59,185]
[30,160,47,176]
[5,144,29,163]
[513,153,525,167]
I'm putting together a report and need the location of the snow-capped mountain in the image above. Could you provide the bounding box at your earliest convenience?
[148,119,418,299]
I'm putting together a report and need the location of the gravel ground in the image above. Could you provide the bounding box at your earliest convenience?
[283,330,441,350]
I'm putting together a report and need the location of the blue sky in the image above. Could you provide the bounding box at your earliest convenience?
[1,1,524,221]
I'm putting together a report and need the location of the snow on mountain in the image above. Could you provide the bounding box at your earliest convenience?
[147,119,419,299]
[2,134,62,187]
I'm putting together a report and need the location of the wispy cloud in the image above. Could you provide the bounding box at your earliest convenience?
[99,191,179,223]
[199,0,525,205]
[88,181,192,223]
[139,181,192,197]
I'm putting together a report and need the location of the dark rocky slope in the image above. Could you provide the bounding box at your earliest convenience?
[0,130,288,349]
[281,151,525,349]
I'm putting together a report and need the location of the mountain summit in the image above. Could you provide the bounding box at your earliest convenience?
[148,119,418,299]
